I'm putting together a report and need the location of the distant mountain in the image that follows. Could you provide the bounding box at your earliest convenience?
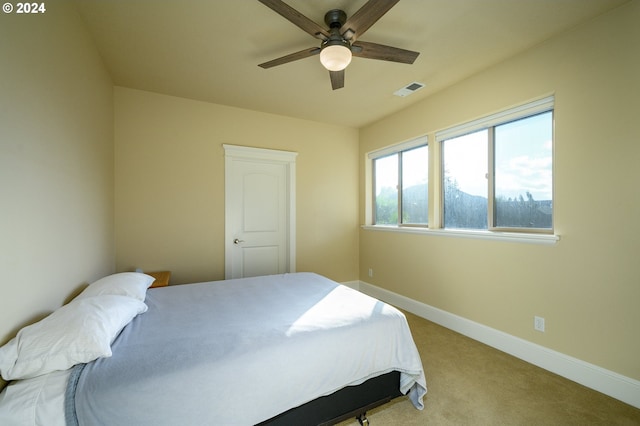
[443,187,487,229]
[377,182,551,229]
[402,183,428,224]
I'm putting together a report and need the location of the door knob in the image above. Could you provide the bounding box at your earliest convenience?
[233,238,245,245]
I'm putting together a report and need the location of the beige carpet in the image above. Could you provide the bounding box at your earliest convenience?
[338,311,640,425]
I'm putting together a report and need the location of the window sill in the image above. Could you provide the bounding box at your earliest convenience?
[361,225,559,245]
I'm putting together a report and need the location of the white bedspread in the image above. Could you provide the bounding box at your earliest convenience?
[0,369,69,426]
[72,273,427,425]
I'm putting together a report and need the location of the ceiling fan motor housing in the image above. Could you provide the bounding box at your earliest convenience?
[321,9,351,52]
[324,9,347,28]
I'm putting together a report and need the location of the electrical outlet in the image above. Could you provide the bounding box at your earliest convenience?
[534,316,545,332]
[368,268,373,277]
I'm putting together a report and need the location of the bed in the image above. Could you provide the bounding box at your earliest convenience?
[0,272,427,425]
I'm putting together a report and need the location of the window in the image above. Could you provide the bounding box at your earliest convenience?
[494,112,553,229]
[365,96,555,243]
[439,97,554,232]
[442,130,488,229]
[371,140,428,226]
[374,154,398,225]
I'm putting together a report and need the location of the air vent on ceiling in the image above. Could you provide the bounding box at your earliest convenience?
[393,82,425,97]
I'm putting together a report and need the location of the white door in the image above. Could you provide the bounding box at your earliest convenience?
[224,145,297,279]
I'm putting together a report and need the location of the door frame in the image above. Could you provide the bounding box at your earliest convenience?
[223,144,297,279]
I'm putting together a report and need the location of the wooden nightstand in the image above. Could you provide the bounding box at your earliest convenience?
[148,271,171,288]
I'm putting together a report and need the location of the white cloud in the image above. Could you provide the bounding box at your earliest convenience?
[496,155,552,200]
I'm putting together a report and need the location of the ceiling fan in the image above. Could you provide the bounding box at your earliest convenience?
[258,0,420,90]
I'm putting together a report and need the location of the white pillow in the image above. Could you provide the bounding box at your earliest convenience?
[75,272,155,302]
[0,295,147,381]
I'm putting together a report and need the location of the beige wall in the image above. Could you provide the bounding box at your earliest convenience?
[114,87,359,285]
[359,1,640,380]
[0,1,114,347]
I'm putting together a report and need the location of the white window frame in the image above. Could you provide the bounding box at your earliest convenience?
[363,96,559,245]
[435,96,554,142]
[368,137,428,227]
[437,96,555,234]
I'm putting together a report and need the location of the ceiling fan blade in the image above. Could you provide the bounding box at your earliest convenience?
[329,70,344,90]
[340,0,400,41]
[258,0,329,40]
[259,47,321,69]
[351,40,419,64]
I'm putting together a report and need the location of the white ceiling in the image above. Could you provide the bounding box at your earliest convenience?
[75,0,628,128]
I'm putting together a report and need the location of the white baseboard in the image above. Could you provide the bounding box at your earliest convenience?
[355,280,640,409]
[341,280,360,290]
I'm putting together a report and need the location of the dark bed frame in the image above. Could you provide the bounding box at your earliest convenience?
[258,371,402,426]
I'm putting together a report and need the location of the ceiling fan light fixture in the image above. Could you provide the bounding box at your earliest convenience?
[320,43,352,71]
